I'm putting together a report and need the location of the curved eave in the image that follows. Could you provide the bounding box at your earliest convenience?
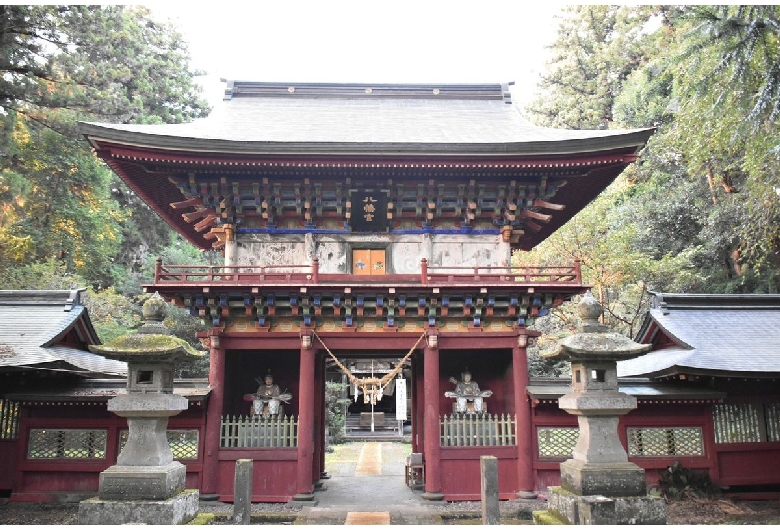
[82,128,652,252]
[636,365,780,381]
[81,123,654,158]
[636,313,694,350]
[40,306,101,348]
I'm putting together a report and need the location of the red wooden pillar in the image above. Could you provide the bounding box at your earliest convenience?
[295,334,315,501]
[11,406,30,500]
[314,352,325,481]
[201,333,224,497]
[422,333,444,500]
[412,354,424,453]
[513,335,536,498]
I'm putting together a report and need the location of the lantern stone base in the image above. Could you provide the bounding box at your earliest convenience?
[98,461,187,500]
[560,459,647,497]
[534,486,666,525]
[78,489,199,525]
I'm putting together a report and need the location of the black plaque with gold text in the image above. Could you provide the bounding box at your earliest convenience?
[349,190,388,232]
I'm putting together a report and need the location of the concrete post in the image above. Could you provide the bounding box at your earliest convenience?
[233,459,253,524]
[481,455,500,525]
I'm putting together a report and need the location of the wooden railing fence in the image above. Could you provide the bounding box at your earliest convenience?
[220,415,298,448]
[154,257,582,286]
[440,413,517,447]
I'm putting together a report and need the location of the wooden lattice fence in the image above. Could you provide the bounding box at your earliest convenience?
[440,413,516,447]
[220,415,298,448]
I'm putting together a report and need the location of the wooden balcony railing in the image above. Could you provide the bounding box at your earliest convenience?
[153,257,582,287]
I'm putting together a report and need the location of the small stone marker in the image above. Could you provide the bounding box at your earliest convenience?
[233,459,253,524]
[480,455,500,525]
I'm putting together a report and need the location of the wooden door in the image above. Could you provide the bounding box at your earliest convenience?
[352,249,386,275]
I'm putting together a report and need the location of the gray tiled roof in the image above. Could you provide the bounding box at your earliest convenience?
[0,290,127,377]
[618,292,780,378]
[80,81,653,155]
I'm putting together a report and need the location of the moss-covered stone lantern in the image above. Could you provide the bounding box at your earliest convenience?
[533,292,666,525]
[78,293,203,525]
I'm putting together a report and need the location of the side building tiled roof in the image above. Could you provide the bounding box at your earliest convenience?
[617,292,780,379]
[0,289,127,377]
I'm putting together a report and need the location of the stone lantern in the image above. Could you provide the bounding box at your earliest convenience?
[78,293,203,525]
[534,292,666,525]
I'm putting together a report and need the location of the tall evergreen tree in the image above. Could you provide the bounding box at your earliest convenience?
[528,5,658,129]
[0,5,210,286]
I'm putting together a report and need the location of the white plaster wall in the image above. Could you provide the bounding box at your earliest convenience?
[237,234,309,268]
[430,234,510,270]
[235,232,511,272]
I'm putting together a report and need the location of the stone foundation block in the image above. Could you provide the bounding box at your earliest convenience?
[560,459,647,497]
[546,486,666,525]
[78,489,199,525]
[98,461,186,500]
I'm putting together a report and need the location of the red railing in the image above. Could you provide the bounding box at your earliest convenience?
[153,258,582,287]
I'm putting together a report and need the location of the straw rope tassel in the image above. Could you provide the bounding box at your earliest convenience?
[312,331,426,403]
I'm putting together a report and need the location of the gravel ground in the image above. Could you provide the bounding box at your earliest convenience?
[2,440,779,524]
[2,496,780,524]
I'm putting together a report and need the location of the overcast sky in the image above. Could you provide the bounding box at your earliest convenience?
[146,2,568,107]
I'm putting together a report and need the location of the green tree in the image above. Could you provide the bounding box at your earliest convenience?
[1,5,208,131]
[0,5,210,287]
[667,6,780,278]
[3,124,125,285]
[525,3,780,353]
[528,5,659,129]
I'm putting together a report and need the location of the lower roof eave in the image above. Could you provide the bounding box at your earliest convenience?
[527,377,728,402]
[83,127,655,159]
[643,366,780,381]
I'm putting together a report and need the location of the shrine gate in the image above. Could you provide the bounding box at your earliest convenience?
[79,81,653,501]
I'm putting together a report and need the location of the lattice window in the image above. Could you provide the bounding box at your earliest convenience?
[537,427,578,458]
[0,399,19,440]
[27,429,106,459]
[119,429,199,459]
[713,403,763,443]
[764,403,780,443]
[627,427,704,457]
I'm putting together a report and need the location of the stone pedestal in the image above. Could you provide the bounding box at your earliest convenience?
[98,461,187,500]
[543,486,666,525]
[78,489,199,526]
[559,460,648,498]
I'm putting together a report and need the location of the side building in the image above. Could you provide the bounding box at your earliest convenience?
[0,289,209,501]
[529,292,780,497]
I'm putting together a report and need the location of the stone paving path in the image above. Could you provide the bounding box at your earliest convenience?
[296,441,441,525]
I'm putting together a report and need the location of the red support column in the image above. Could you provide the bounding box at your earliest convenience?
[412,354,424,453]
[201,333,224,497]
[422,333,444,500]
[314,352,325,482]
[514,335,537,498]
[295,334,315,501]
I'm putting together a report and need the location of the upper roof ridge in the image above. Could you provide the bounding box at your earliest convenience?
[222,80,513,103]
[649,291,780,311]
[0,289,85,309]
